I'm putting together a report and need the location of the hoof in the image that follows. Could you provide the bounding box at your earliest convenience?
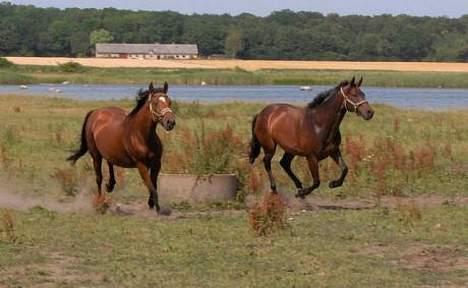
[328,181,342,189]
[295,189,306,199]
[158,207,172,216]
[105,183,114,193]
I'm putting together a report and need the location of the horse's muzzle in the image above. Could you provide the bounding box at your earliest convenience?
[163,119,176,131]
[363,109,374,120]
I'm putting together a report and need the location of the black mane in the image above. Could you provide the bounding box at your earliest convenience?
[306,81,349,109]
[128,87,164,116]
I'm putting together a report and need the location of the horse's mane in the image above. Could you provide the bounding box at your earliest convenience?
[307,80,349,109]
[128,87,164,116]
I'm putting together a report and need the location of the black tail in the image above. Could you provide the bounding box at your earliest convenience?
[249,114,261,164]
[67,110,93,165]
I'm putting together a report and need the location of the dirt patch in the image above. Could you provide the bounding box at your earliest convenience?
[399,245,468,273]
[0,252,105,287]
[246,192,468,212]
[0,187,94,214]
[361,243,468,273]
[7,57,468,72]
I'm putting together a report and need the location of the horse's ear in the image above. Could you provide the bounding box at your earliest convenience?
[163,81,168,94]
[149,82,154,92]
[350,76,356,86]
[357,76,363,87]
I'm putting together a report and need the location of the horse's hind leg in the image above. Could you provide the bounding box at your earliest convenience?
[296,154,320,198]
[263,146,277,193]
[92,155,103,196]
[105,161,116,193]
[328,149,348,188]
[280,152,303,191]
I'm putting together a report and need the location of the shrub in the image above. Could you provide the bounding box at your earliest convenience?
[0,57,14,68]
[58,61,86,73]
[248,193,288,236]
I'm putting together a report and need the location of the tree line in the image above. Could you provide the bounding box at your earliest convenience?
[0,2,467,61]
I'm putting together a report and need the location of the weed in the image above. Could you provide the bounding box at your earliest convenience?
[393,117,400,133]
[3,126,20,146]
[0,144,11,169]
[248,192,288,236]
[1,209,17,243]
[397,200,422,230]
[51,168,79,196]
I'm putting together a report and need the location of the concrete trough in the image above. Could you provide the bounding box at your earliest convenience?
[157,173,238,204]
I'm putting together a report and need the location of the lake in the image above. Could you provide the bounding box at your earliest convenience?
[1,84,467,110]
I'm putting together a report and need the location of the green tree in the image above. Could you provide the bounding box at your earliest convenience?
[0,21,19,55]
[224,29,243,58]
[90,29,113,46]
[70,31,90,56]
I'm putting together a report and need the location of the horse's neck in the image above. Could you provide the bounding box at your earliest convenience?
[126,103,156,139]
[309,92,345,140]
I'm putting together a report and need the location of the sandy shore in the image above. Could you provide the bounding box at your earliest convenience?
[6,56,468,72]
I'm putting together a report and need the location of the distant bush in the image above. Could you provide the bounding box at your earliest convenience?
[0,57,14,68]
[58,61,86,73]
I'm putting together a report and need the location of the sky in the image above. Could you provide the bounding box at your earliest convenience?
[8,0,468,17]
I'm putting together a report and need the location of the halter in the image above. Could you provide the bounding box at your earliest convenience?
[148,93,173,121]
[340,87,368,113]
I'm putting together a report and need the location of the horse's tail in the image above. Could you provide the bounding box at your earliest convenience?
[249,114,261,164]
[67,110,93,165]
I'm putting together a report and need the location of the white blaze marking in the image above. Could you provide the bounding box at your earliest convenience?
[159,97,166,103]
[314,124,323,135]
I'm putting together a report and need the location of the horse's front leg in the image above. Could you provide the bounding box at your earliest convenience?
[328,149,348,189]
[150,158,162,213]
[136,162,160,213]
[296,154,320,198]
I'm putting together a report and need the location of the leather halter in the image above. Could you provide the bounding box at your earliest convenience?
[148,93,173,121]
[340,87,368,113]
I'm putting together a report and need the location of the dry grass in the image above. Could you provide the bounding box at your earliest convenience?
[6,57,468,72]
[1,209,16,243]
[248,192,288,236]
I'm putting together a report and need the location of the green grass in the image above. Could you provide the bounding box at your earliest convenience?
[0,95,467,287]
[0,95,466,202]
[1,64,468,87]
[1,206,467,287]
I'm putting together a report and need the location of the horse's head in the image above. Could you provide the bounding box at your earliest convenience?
[148,81,176,131]
[340,76,374,120]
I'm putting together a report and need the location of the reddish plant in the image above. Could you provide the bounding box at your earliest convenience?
[248,192,287,236]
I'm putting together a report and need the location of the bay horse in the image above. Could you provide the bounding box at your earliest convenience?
[67,82,176,214]
[249,77,374,198]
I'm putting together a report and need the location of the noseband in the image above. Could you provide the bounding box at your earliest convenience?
[340,87,368,113]
[148,94,173,121]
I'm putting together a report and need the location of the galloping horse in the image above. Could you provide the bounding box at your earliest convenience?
[249,77,374,198]
[67,82,176,214]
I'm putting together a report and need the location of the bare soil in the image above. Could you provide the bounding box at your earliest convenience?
[6,57,468,72]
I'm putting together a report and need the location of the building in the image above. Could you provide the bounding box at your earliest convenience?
[95,43,199,59]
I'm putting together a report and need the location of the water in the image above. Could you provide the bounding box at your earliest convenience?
[1,84,467,110]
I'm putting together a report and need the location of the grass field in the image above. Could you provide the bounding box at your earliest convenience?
[0,94,467,287]
[2,57,468,87]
